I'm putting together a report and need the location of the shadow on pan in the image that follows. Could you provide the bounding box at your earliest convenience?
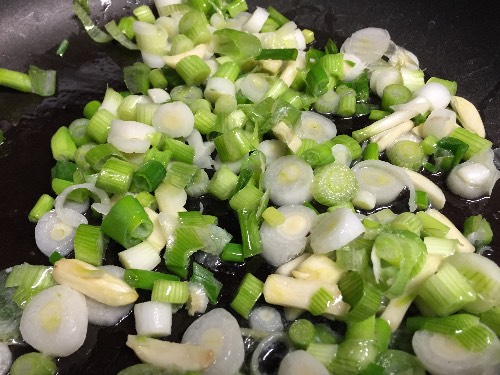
[0,0,499,374]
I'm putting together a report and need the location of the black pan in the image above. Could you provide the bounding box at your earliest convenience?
[1,0,499,374]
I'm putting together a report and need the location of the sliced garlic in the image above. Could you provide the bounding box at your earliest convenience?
[162,44,208,68]
[403,169,446,209]
[450,96,485,137]
[126,335,214,371]
[52,258,139,306]
[425,209,474,253]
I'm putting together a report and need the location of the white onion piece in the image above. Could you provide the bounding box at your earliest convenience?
[447,149,500,199]
[157,211,178,249]
[242,6,269,33]
[264,155,314,206]
[135,301,172,337]
[370,67,402,98]
[152,101,194,138]
[155,182,187,216]
[0,343,11,375]
[294,28,306,50]
[204,77,236,103]
[260,205,317,267]
[63,199,90,214]
[212,154,246,173]
[249,306,284,333]
[276,254,310,276]
[387,46,420,70]
[278,350,330,375]
[148,88,170,103]
[238,74,270,103]
[391,96,430,115]
[296,111,337,143]
[107,120,156,153]
[331,144,352,166]
[35,210,75,257]
[415,82,451,111]
[187,283,209,316]
[186,130,215,169]
[370,120,414,152]
[258,139,288,166]
[352,160,416,211]
[412,330,500,375]
[280,51,306,86]
[141,51,166,68]
[309,208,365,254]
[341,27,391,64]
[54,183,110,227]
[422,108,457,139]
[182,308,244,375]
[20,285,88,357]
[342,53,366,81]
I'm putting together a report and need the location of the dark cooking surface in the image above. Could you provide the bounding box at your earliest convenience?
[0,0,499,373]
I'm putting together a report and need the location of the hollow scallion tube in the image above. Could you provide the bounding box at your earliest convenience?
[130,160,167,193]
[306,63,329,97]
[85,143,125,172]
[28,194,54,223]
[179,10,211,45]
[86,109,117,144]
[288,319,315,349]
[226,0,249,17]
[207,165,239,201]
[27,65,56,96]
[133,4,155,23]
[380,83,412,111]
[51,126,77,161]
[0,67,32,92]
[449,127,492,160]
[96,157,135,194]
[101,195,153,249]
[319,53,344,79]
[312,163,358,206]
[163,138,195,164]
[214,61,240,82]
[214,128,253,162]
[74,224,106,266]
[301,143,335,167]
[176,55,211,86]
[229,183,264,211]
[165,161,199,189]
[463,214,493,248]
[386,140,425,171]
[338,271,382,323]
[335,85,356,117]
[221,243,245,263]
[230,273,264,318]
[415,263,477,316]
[83,100,101,119]
[148,69,167,89]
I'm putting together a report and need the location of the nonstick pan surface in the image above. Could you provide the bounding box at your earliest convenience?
[0,0,499,374]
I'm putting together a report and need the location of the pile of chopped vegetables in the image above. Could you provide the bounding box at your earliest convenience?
[0,0,499,374]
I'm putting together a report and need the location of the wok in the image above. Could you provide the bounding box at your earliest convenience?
[0,0,499,373]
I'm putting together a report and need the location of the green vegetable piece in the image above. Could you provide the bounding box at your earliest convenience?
[10,352,57,375]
